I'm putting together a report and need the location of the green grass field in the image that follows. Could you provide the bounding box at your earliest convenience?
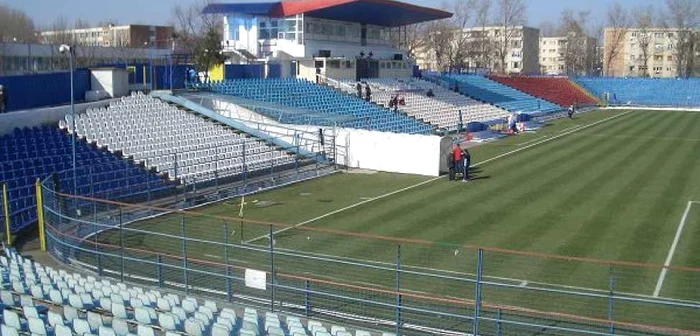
[95,109,700,333]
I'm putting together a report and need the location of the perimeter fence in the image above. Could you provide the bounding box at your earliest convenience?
[40,180,700,336]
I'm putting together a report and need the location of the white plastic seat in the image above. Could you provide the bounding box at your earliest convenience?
[111,319,129,336]
[171,306,186,322]
[111,302,128,319]
[1,290,16,306]
[22,306,40,319]
[28,317,49,336]
[1,324,19,336]
[99,326,117,336]
[158,313,179,331]
[3,310,25,330]
[64,306,79,323]
[55,325,72,336]
[73,318,92,336]
[134,307,152,325]
[211,325,229,336]
[48,311,65,328]
[183,318,203,336]
[87,311,104,331]
[136,325,155,336]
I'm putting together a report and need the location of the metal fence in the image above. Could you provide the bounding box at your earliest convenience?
[38,181,700,336]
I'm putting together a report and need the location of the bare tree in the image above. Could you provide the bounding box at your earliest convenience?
[447,0,474,71]
[422,19,454,71]
[603,2,629,77]
[471,0,493,69]
[171,0,221,56]
[590,23,605,76]
[391,23,425,60]
[493,0,526,74]
[539,20,557,38]
[0,4,37,43]
[665,0,700,78]
[560,10,595,76]
[633,6,654,77]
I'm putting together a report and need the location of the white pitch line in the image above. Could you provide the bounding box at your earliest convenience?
[244,110,635,244]
[653,201,698,297]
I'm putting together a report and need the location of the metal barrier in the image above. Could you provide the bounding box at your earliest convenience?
[40,184,700,336]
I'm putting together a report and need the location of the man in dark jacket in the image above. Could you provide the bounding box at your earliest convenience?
[461,148,471,182]
[356,82,363,99]
[365,84,372,102]
[446,149,455,181]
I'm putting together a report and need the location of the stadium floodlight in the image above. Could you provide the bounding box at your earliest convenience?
[59,44,77,195]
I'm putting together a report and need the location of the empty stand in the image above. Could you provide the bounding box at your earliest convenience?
[62,92,298,183]
[0,126,167,233]
[444,75,562,114]
[0,248,393,336]
[335,78,509,131]
[575,77,700,107]
[205,78,434,135]
[488,76,598,108]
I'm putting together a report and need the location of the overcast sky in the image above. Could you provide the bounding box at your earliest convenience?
[7,0,665,30]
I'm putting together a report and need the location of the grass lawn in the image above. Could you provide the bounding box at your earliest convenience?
[92,109,700,333]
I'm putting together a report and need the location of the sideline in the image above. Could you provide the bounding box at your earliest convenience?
[653,201,699,297]
[245,110,635,244]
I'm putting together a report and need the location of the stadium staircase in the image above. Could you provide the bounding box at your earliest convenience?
[574,77,700,107]
[0,247,392,336]
[0,126,169,234]
[202,78,435,135]
[487,76,599,108]
[329,77,509,132]
[442,75,562,115]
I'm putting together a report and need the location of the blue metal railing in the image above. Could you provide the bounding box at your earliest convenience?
[39,181,700,336]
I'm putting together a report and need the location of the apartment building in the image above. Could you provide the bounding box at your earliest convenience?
[540,34,598,75]
[604,27,686,78]
[40,25,173,49]
[416,25,540,74]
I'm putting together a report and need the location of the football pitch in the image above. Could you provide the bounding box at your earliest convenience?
[95,109,700,332]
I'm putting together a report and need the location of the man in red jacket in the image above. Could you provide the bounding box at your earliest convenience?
[453,143,463,182]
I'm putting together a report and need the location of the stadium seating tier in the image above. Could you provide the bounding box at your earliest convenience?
[442,75,562,114]
[487,76,598,108]
[0,248,394,336]
[205,78,434,135]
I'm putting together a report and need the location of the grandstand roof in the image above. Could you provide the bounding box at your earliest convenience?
[203,0,453,27]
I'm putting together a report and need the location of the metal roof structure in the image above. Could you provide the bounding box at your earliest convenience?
[203,0,452,27]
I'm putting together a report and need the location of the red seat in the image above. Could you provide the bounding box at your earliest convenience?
[487,76,598,108]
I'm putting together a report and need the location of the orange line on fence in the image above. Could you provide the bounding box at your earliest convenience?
[45,225,700,336]
[50,191,700,273]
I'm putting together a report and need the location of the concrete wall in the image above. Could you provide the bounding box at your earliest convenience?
[0,99,116,135]
[90,68,129,98]
[298,60,319,82]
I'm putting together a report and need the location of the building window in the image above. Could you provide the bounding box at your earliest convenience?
[335,25,345,37]
[630,55,636,61]
[667,55,673,61]
[654,55,663,61]
[512,62,520,69]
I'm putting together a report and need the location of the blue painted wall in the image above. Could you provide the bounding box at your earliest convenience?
[268,64,282,79]
[0,70,90,112]
[224,64,264,80]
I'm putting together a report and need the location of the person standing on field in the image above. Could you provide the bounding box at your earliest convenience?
[461,147,471,182]
[453,143,463,182]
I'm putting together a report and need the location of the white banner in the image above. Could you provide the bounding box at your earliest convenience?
[245,269,267,290]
